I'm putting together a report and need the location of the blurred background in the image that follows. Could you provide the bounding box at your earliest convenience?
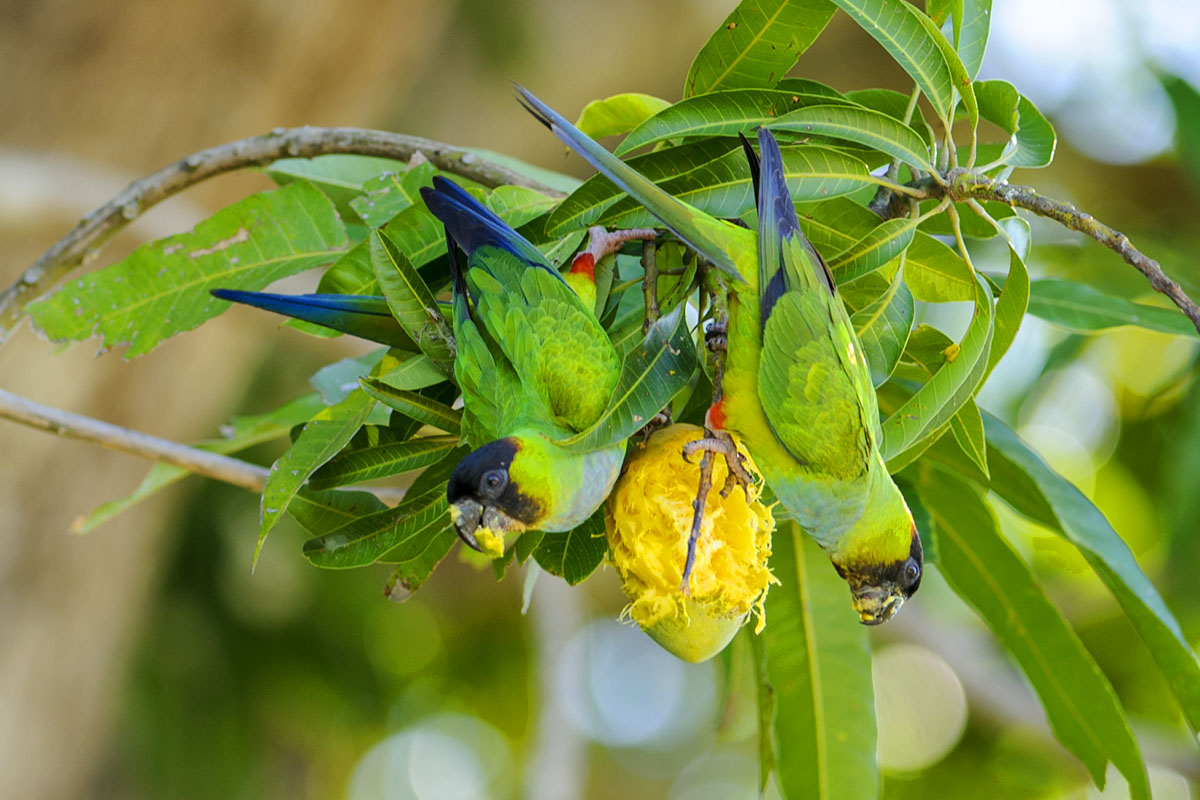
[2,0,1199,797]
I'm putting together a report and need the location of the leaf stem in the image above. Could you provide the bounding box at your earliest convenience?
[945,204,976,274]
[0,127,565,348]
[641,239,660,335]
[0,387,406,504]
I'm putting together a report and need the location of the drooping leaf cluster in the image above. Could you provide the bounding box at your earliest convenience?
[23,0,1200,797]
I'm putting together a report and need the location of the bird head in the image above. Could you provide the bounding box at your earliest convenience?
[836,523,923,625]
[446,436,543,558]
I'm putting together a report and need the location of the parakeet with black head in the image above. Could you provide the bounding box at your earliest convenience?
[515,87,921,624]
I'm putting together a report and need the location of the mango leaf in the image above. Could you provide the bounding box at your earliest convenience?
[532,508,608,585]
[547,139,738,236]
[983,414,1200,735]
[903,231,975,302]
[1027,278,1198,337]
[604,146,873,229]
[769,104,933,171]
[309,434,459,489]
[370,230,456,372]
[257,388,377,564]
[881,274,993,465]
[74,393,326,534]
[375,353,448,391]
[576,93,672,138]
[380,525,457,600]
[986,224,1031,376]
[797,197,880,253]
[758,526,877,800]
[827,216,918,284]
[554,305,695,453]
[850,263,914,386]
[906,2,977,131]
[288,487,388,536]
[618,90,851,155]
[350,160,435,228]
[359,378,462,434]
[828,0,955,124]
[265,154,406,218]
[974,80,1057,168]
[948,398,988,477]
[302,485,450,569]
[922,468,1150,800]
[28,182,347,357]
[685,0,837,97]
[775,77,849,100]
[933,0,992,79]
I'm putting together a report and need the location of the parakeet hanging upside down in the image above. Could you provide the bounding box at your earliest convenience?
[515,86,922,624]
[213,180,650,558]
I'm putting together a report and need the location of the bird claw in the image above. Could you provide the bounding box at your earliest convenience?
[704,319,728,353]
[678,429,752,595]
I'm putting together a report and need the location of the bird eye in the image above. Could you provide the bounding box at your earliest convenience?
[480,469,508,497]
[903,558,920,586]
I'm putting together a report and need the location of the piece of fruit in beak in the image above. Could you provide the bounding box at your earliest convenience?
[449,499,526,558]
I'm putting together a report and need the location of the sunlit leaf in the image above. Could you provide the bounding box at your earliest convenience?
[828,217,918,284]
[29,182,347,357]
[265,154,406,218]
[576,93,672,138]
[684,0,837,97]
[902,232,975,302]
[359,378,462,434]
[350,160,435,228]
[975,80,1057,168]
[370,230,456,372]
[850,263,914,386]
[827,0,955,123]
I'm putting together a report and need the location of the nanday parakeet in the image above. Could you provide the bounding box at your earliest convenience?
[516,87,922,624]
[213,178,642,558]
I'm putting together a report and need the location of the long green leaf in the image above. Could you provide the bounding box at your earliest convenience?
[907,2,977,132]
[1028,278,1198,337]
[617,90,851,155]
[935,0,992,79]
[827,0,955,124]
[881,273,993,465]
[759,526,877,800]
[359,378,461,434]
[351,160,435,228]
[257,388,376,564]
[797,197,880,253]
[948,398,988,477]
[986,221,1032,375]
[983,415,1200,735]
[850,262,914,386]
[309,435,458,489]
[288,487,388,536]
[922,468,1150,799]
[29,182,347,357]
[302,486,449,569]
[532,509,608,585]
[603,146,873,229]
[827,217,918,283]
[769,104,933,171]
[546,139,737,237]
[555,305,695,453]
[975,80,1057,168]
[903,231,975,302]
[370,230,456,372]
[684,0,837,97]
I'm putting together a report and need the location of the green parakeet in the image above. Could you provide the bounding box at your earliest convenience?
[516,87,922,624]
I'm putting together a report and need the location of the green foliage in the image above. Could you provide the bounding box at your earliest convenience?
[27,0,1200,797]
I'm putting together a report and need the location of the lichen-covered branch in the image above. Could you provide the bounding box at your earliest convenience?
[949,170,1200,334]
[0,388,406,504]
[0,127,565,346]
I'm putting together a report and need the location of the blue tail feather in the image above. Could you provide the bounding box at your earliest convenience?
[210,289,415,349]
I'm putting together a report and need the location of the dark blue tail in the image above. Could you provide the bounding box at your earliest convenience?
[210,289,415,349]
[419,177,562,282]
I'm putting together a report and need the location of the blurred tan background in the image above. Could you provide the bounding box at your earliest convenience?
[3,1,1198,798]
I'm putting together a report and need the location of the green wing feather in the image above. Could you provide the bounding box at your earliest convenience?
[469,246,620,432]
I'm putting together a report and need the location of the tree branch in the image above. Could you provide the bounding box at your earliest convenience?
[0,388,406,504]
[0,127,565,346]
[949,170,1200,334]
